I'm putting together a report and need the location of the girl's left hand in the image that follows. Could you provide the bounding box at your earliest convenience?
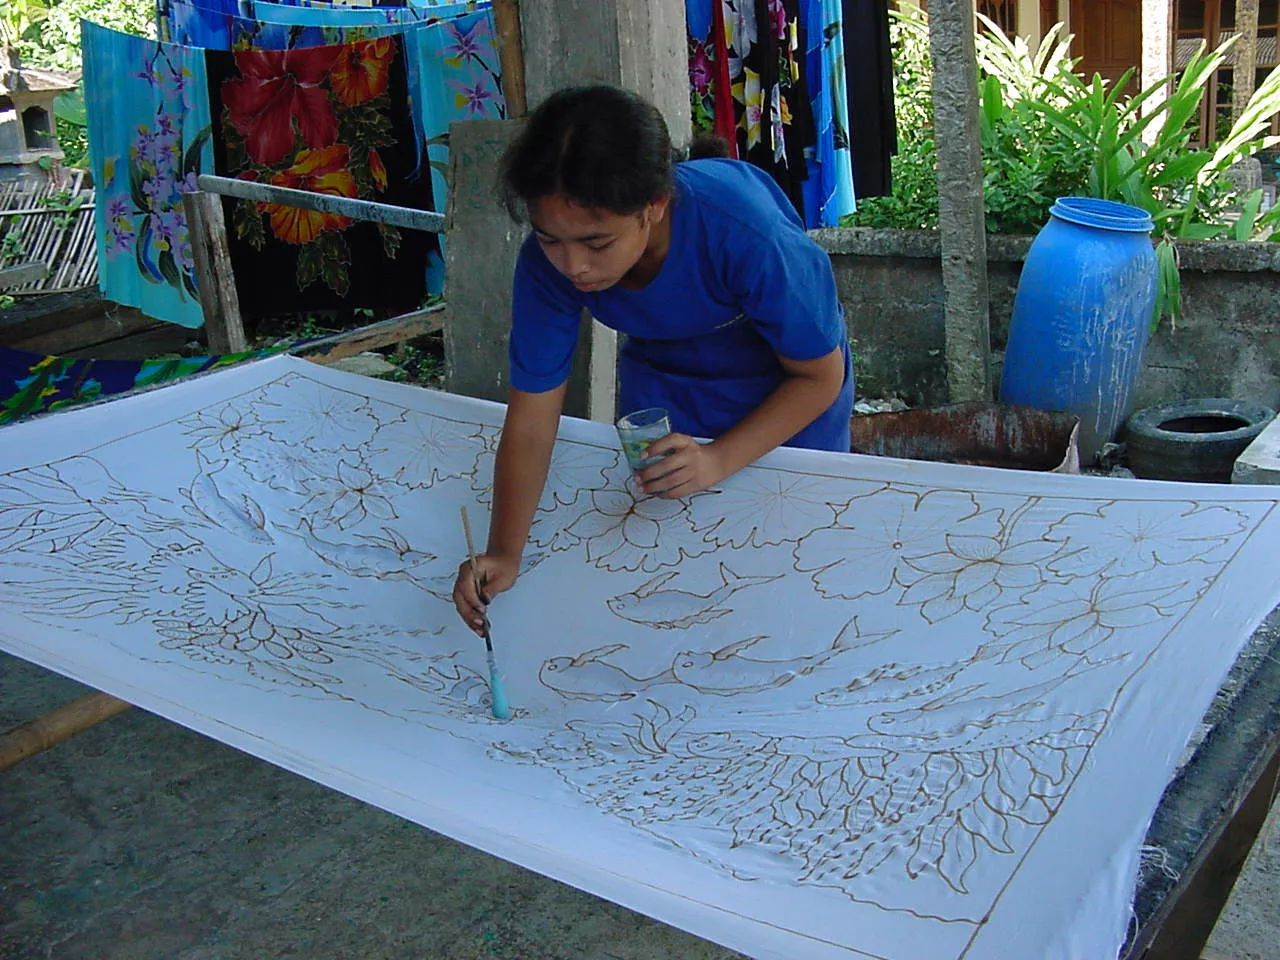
[634,433,726,499]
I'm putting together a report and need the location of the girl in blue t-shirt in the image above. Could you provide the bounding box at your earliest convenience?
[453,84,853,635]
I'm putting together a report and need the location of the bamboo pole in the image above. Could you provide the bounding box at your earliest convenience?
[196,175,447,234]
[491,0,528,118]
[0,692,132,770]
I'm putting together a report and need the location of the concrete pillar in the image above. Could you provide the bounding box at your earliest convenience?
[444,0,688,422]
[928,0,993,401]
[519,1,691,146]
[1233,0,1261,123]
[443,119,528,406]
[1140,0,1173,130]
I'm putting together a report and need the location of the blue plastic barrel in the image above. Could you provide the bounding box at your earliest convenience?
[999,197,1158,463]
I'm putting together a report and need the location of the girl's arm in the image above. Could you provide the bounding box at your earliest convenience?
[638,346,845,499]
[453,384,566,634]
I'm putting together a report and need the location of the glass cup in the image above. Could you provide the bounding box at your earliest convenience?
[616,407,672,472]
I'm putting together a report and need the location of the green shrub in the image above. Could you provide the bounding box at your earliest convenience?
[848,7,1280,326]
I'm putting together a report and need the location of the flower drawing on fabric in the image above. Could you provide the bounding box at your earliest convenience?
[368,412,484,488]
[330,38,396,106]
[222,47,341,166]
[442,15,494,69]
[104,195,136,257]
[263,145,357,244]
[450,75,501,118]
[690,42,713,96]
[566,486,714,572]
[1044,500,1250,579]
[982,564,1212,669]
[472,437,616,511]
[252,376,380,452]
[724,0,758,60]
[179,404,265,457]
[300,458,400,530]
[898,533,1066,623]
[239,441,322,496]
[368,148,388,190]
[794,489,996,600]
[218,36,406,297]
[770,86,788,164]
[740,66,764,149]
[766,0,788,40]
[690,469,875,549]
[104,58,208,302]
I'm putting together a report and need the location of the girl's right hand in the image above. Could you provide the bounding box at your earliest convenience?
[452,553,521,637]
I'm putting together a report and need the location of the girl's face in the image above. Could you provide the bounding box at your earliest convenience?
[527,193,670,293]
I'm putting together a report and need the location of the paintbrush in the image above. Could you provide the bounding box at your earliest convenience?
[460,506,512,720]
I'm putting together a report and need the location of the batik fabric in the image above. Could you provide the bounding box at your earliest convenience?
[206,34,434,315]
[0,344,289,426]
[84,21,214,329]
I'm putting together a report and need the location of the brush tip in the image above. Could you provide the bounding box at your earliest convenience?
[489,666,512,720]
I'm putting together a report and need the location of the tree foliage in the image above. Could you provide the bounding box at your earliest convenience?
[9,0,153,72]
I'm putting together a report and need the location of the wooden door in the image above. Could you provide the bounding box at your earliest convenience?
[1070,0,1143,88]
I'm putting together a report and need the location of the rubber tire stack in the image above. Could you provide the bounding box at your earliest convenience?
[1123,398,1276,483]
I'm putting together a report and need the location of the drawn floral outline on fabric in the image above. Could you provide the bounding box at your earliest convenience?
[101,44,208,302]
[219,38,405,295]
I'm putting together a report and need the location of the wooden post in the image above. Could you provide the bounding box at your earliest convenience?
[928,0,994,402]
[492,0,528,119]
[182,191,247,355]
[0,692,132,770]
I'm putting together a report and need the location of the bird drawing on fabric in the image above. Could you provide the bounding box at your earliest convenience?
[538,644,677,702]
[283,517,438,585]
[670,617,898,696]
[180,449,273,544]
[853,657,1116,746]
[606,563,783,629]
[814,659,972,706]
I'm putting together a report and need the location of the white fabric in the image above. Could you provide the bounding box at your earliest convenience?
[2,355,1278,960]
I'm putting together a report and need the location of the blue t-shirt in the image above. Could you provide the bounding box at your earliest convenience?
[509,158,854,452]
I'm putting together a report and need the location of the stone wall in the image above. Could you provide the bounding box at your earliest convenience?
[813,229,1280,412]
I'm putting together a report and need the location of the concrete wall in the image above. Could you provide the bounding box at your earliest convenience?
[813,228,1280,411]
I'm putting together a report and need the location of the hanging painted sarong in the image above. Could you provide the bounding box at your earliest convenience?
[2,354,1279,959]
[800,0,856,226]
[253,0,441,26]
[83,21,214,330]
[206,34,434,315]
[406,8,506,219]
[0,344,289,426]
[166,0,475,51]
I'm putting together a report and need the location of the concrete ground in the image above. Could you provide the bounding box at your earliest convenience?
[0,655,743,960]
[1,650,1275,960]
[1203,797,1280,960]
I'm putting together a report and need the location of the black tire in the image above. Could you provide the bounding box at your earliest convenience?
[1123,398,1276,483]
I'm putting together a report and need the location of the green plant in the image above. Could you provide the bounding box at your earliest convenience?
[860,8,1280,329]
[54,89,88,167]
[0,0,51,47]
[40,189,86,229]
[1020,31,1280,326]
[1,216,25,264]
[846,2,938,229]
[14,0,152,72]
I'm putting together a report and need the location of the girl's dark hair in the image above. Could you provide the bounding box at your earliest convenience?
[499,85,674,220]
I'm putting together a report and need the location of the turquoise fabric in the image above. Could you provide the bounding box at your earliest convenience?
[404,7,507,242]
[801,0,856,226]
[252,0,440,26]
[83,20,214,329]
